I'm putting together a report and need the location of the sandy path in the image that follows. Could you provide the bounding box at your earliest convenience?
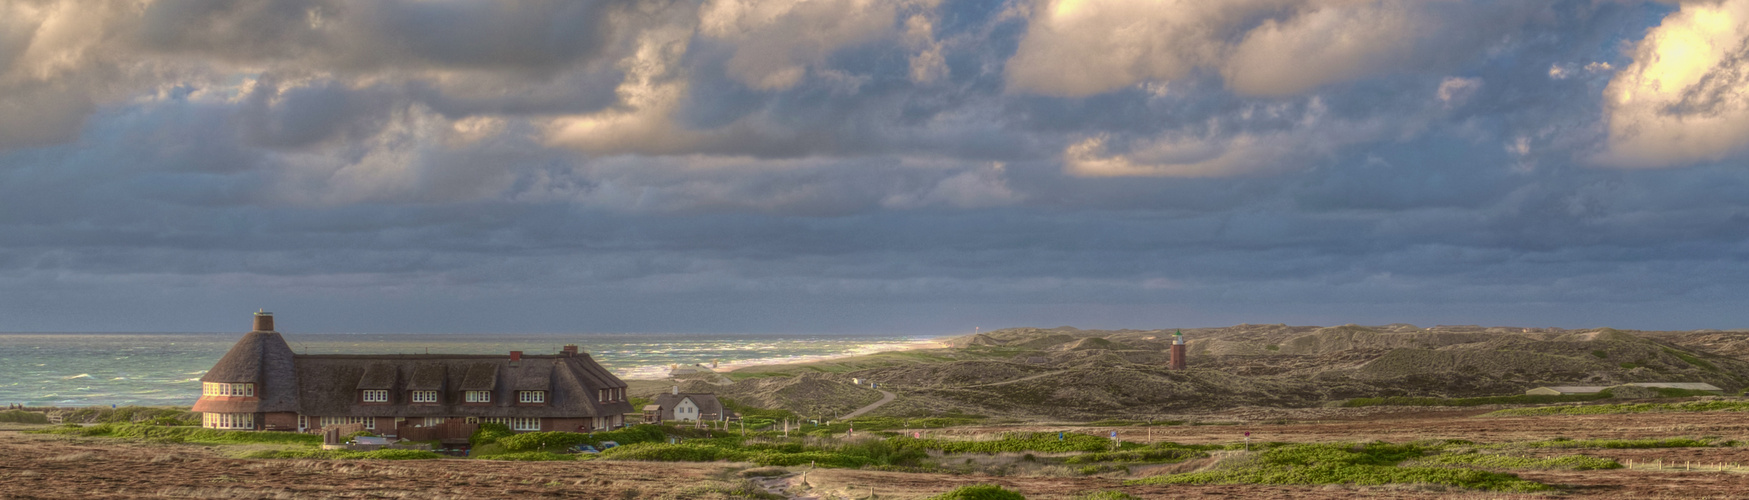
[841,389,895,419]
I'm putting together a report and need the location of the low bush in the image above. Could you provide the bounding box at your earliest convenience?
[1126,442,1550,492]
[1414,452,1621,470]
[0,410,50,424]
[1514,437,1712,449]
[1064,447,1206,464]
[1483,400,1749,417]
[1342,393,1610,407]
[894,432,1115,454]
[928,484,1026,500]
[33,423,321,446]
[59,406,199,425]
[469,422,514,447]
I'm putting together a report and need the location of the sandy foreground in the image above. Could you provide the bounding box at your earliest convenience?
[8,408,1749,499]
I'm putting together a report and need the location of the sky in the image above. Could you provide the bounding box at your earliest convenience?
[2,0,1748,334]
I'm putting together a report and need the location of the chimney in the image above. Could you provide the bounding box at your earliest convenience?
[562,345,578,357]
[510,351,522,363]
[253,310,274,332]
[672,386,679,395]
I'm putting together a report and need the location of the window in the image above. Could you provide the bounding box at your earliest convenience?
[518,391,546,403]
[361,389,389,402]
[484,417,540,431]
[423,417,447,426]
[411,390,438,403]
[465,390,491,403]
[318,416,374,430]
[202,383,254,397]
[464,417,479,424]
[202,412,254,429]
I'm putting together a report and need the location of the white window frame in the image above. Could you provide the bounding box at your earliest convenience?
[518,391,545,403]
[202,383,255,397]
[484,417,540,431]
[361,389,389,403]
[411,390,438,403]
[202,412,254,429]
[466,390,491,403]
[423,417,447,426]
[317,416,375,430]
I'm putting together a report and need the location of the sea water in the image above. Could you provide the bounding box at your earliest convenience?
[0,332,927,407]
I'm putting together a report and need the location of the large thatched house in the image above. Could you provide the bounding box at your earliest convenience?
[192,312,633,434]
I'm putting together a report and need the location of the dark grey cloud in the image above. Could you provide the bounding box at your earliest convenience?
[1,0,1747,334]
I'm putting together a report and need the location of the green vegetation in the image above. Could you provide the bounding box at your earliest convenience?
[239,449,444,460]
[1126,442,1551,492]
[58,406,198,426]
[1413,452,1621,470]
[1663,347,1720,372]
[0,410,49,424]
[1341,393,1611,407]
[1592,350,1609,359]
[469,422,515,447]
[1511,437,1712,449]
[893,432,1118,454]
[1063,443,1215,464]
[32,423,321,446]
[493,425,667,452]
[927,484,1026,500]
[1483,399,1749,417]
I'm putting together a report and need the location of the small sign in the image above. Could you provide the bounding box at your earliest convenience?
[1110,431,1117,439]
[1244,432,1251,437]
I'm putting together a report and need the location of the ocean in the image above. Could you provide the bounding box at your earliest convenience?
[0,332,929,407]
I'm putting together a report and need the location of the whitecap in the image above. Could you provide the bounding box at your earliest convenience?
[185,370,208,375]
[170,378,200,383]
[61,373,93,380]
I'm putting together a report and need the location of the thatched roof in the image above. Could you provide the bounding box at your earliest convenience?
[193,330,299,413]
[511,363,552,391]
[408,364,446,390]
[460,363,498,391]
[289,354,631,418]
[357,364,397,390]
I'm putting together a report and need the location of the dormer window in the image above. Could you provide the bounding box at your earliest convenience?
[361,389,389,403]
[518,391,546,404]
[465,390,491,403]
[202,383,254,397]
[596,388,623,402]
[411,390,438,403]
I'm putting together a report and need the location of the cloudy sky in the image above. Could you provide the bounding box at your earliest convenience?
[3,0,1748,334]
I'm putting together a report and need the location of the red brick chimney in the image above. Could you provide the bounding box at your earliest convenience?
[510,351,522,362]
[561,345,578,357]
[253,310,274,332]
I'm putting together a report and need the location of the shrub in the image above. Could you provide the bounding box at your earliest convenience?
[469,422,514,447]
[1416,452,1621,470]
[1126,442,1550,492]
[894,432,1114,454]
[928,484,1026,500]
[1483,400,1749,417]
[495,431,593,452]
[1342,393,1610,407]
[32,423,320,446]
[1515,437,1712,449]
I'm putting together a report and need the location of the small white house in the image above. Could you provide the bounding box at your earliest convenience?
[650,387,734,422]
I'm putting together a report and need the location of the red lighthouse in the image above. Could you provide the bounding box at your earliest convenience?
[1169,330,1187,370]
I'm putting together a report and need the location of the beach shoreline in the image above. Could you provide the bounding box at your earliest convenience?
[618,337,951,380]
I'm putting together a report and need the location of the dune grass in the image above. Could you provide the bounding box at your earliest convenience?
[1342,393,1611,407]
[1482,399,1749,417]
[0,410,50,424]
[32,423,321,446]
[927,484,1026,500]
[1126,442,1552,492]
[1411,452,1620,470]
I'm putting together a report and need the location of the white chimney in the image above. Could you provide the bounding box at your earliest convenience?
[672,386,679,395]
